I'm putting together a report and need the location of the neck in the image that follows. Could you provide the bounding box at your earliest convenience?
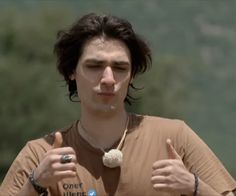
[79,109,129,150]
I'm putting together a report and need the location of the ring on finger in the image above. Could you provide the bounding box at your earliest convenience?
[60,154,72,164]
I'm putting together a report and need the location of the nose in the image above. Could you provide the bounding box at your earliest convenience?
[100,66,115,86]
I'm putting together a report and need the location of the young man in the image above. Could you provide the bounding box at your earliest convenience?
[1,13,235,196]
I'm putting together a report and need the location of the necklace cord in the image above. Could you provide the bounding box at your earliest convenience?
[79,115,129,152]
[116,118,129,150]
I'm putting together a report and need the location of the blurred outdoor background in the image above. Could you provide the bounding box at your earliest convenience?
[0,0,235,183]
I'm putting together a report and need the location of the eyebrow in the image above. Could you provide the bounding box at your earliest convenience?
[83,58,130,66]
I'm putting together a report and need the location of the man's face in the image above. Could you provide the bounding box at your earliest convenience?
[71,37,132,115]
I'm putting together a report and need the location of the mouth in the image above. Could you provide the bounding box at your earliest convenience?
[97,92,115,98]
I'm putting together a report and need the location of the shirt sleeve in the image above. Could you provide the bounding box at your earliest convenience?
[180,121,236,194]
[0,140,47,196]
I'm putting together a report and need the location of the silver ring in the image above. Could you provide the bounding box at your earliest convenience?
[60,154,72,164]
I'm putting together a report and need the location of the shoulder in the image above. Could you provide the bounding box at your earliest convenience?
[24,120,78,159]
[131,113,188,133]
[129,113,194,148]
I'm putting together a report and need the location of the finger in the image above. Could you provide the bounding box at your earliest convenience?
[54,170,77,179]
[151,175,170,184]
[152,167,171,176]
[166,138,181,160]
[53,131,63,148]
[52,162,77,172]
[51,147,76,155]
[153,183,169,191]
[152,159,176,169]
[55,153,77,163]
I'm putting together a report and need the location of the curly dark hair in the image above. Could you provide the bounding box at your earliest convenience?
[54,13,152,104]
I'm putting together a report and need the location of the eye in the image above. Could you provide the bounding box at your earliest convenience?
[113,61,130,72]
[113,66,128,72]
[86,64,103,69]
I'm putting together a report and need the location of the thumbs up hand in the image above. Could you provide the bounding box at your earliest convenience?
[53,131,63,148]
[33,132,77,188]
[151,138,195,195]
[166,138,182,160]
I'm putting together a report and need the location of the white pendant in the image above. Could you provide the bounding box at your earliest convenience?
[102,149,123,168]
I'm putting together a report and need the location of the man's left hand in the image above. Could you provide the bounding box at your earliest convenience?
[151,139,195,195]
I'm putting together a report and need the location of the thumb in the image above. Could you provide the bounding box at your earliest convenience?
[53,131,63,148]
[166,138,181,160]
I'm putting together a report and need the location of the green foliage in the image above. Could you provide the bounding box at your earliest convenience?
[127,56,193,118]
[0,1,235,183]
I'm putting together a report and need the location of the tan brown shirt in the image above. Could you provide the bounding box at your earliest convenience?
[1,114,235,196]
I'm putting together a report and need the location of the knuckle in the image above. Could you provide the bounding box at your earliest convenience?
[71,171,76,176]
[51,162,58,170]
[67,147,75,153]
[71,162,76,168]
[53,170,60,177]
[168,165,173,171]
[48,155,56,163]
[72,155,77,162]
[152,161,158,169]
[153,184,157,189]
[71,164,77,171]
[166,166,172,174]
[150,177,155,183]
[67,163,76,170]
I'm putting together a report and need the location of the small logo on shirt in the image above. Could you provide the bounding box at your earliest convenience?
[88,188,97,196]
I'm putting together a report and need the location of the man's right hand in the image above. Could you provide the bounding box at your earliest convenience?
[33,132,77,188]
